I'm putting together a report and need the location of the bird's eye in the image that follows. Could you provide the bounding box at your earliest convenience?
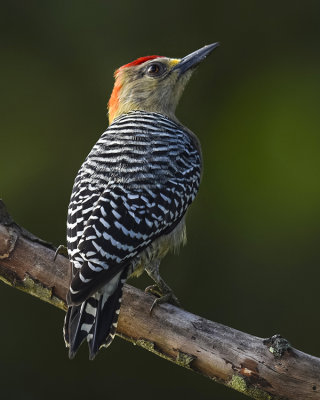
[146,63,165,77]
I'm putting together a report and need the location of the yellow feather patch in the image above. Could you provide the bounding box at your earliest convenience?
[169,59,180,67]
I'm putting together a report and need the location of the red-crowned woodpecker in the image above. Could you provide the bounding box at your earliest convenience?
[64,43,219,359]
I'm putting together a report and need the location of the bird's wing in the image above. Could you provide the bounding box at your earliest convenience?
[69,168,200,304]
[67,111,201,304]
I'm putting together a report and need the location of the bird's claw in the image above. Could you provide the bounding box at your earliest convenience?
[54,244,68,261]
[145,284,162,297]
[149,291,181,315]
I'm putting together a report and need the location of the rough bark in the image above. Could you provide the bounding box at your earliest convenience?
[0,199,319,400]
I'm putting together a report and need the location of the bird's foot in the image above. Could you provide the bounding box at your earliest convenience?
[54,244,68,261]
[145,284,162,297]
[149,290,181,315]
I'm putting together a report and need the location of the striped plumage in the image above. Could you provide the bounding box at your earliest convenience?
[64,111,201,358]
[63,43,218,359]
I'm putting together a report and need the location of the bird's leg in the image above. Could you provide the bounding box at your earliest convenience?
[145,261,181,314]
[53,244,68,261]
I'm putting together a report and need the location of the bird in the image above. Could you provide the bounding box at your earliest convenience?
[64,43,219,360]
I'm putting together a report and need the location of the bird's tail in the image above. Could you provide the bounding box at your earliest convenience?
[64,266,129,360]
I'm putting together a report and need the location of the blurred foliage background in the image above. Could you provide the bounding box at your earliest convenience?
[1,1,320,399]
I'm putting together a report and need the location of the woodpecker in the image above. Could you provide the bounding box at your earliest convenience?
[64,43,219,359]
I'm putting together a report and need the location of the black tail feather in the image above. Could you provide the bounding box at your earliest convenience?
[64,298,96,359]
[89,267,128,359]
[64,266,129,359]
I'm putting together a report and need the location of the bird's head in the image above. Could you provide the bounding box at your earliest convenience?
[108,43,219,124]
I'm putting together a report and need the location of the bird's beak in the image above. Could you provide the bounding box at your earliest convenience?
[173,43,220,75]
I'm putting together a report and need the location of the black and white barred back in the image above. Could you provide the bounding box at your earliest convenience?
[64,110,202,359]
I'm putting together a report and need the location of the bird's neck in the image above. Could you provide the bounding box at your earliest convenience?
[108,82,178,125]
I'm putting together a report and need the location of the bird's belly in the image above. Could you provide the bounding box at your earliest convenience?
[130,217,187,278]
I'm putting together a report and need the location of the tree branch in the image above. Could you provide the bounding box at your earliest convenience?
[0,199,319,400]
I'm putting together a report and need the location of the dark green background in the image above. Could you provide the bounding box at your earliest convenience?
[1,1,320,399]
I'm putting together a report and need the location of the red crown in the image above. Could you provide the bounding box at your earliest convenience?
[120,55,164,70]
